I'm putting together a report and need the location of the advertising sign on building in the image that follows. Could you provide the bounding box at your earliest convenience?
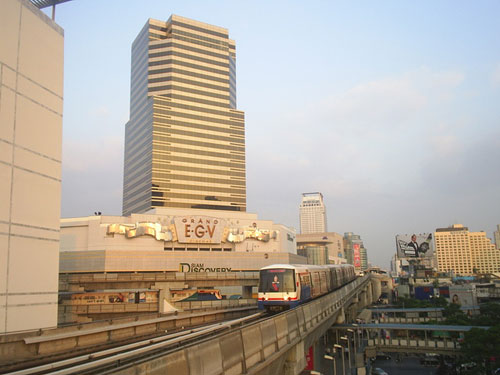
[304,346,314,370]
[174,216,226,244]
[396,233,434,259]
[448,287,476,307]
[353,243,361,268]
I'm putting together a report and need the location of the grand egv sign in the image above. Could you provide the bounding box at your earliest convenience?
[174,216,226,244]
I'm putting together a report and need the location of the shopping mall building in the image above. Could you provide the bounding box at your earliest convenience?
[60,207,305,274]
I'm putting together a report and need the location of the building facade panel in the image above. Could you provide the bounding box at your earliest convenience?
[0,82,16,143]
[14,95,62,160]
[0,0,63,333]
[17,5,64,94]
[0,0,21,68]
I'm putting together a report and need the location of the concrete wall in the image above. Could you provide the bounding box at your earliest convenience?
[0,0,63,333]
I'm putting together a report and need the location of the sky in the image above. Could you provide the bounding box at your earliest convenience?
[44,1,500,270]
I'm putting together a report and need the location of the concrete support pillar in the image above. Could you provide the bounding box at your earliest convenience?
[242,285,253,299]
[371,279,382,303]
[366,283,373,305]
[336,307,346,324]
[355,351,366,375]
[283,340,306,375]
[358,291,366,308]
[153,282,184,313]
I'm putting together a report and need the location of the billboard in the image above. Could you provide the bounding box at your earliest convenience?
[448,286,477,307]
[396,233,434,258]
[353,243,361,268]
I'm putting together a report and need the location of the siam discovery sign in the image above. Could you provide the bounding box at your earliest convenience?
[174,216,226,244]
[179,263,233,272]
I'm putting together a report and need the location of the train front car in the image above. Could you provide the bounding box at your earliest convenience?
[258,265,301,312]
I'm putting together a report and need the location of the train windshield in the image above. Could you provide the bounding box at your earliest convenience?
[258,269,295,292]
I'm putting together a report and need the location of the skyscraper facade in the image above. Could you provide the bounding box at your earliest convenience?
[123,15,246,216]
[343,232,368,272]
[0,0,63,333]
[435,224,500,275]
[299,192,327,234]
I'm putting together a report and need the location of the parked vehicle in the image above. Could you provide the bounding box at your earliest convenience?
[375,354,392,361]
[371,368,389,375]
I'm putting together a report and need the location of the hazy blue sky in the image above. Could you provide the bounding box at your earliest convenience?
[45,1,500,269]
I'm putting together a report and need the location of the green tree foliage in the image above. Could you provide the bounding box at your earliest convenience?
[442,303,471,325]
[471,302,500,326]
[460,325,500,374]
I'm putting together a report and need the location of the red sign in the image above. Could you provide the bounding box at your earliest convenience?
[353,243,361,268]
[305,346,314,370]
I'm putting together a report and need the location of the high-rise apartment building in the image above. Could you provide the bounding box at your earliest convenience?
[0,0,63,333]
[123,15,246,216]
[299,192,327,234]
[435,224,500,276]
[494,224,500,250]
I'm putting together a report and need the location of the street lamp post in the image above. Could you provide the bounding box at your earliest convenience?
[347,328,357,369]
[340,336,351,375]
[324,354,336,375]
[334,344,345,375]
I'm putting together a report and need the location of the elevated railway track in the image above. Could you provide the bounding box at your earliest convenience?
[2,274,381,375]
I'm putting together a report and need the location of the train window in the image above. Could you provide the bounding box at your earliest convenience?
[300,273,310,286]
[258,269,295,292]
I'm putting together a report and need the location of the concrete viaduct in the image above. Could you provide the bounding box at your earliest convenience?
[107,274,383,375]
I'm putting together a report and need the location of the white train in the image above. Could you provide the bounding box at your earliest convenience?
[257,264,356,312]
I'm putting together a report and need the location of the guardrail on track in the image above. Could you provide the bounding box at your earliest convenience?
[0,306,257,368]
[60,271,260,284]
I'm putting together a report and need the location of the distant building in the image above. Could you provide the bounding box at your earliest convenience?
[122,15,246,216]
[494,224,500,250]
[435,224,500,276]
[296,232,346,265]
[390,254,401,277]
[343,232,368,272]
[0,0,63,333]
[299,192,327,234]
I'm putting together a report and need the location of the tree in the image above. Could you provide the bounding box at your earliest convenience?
[460,325,500,374]
[442,303,471,326]
[472,302,500,326]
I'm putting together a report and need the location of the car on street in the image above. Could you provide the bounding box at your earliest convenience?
[371,368,389,375]
[375,354,392,361]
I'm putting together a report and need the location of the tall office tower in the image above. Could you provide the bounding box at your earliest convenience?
[494,224,500,250]
[299,192,327,234]
[435,224,500,276]
[123,15,246,216]
[0,0,63,333]
[343,232,367,272]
